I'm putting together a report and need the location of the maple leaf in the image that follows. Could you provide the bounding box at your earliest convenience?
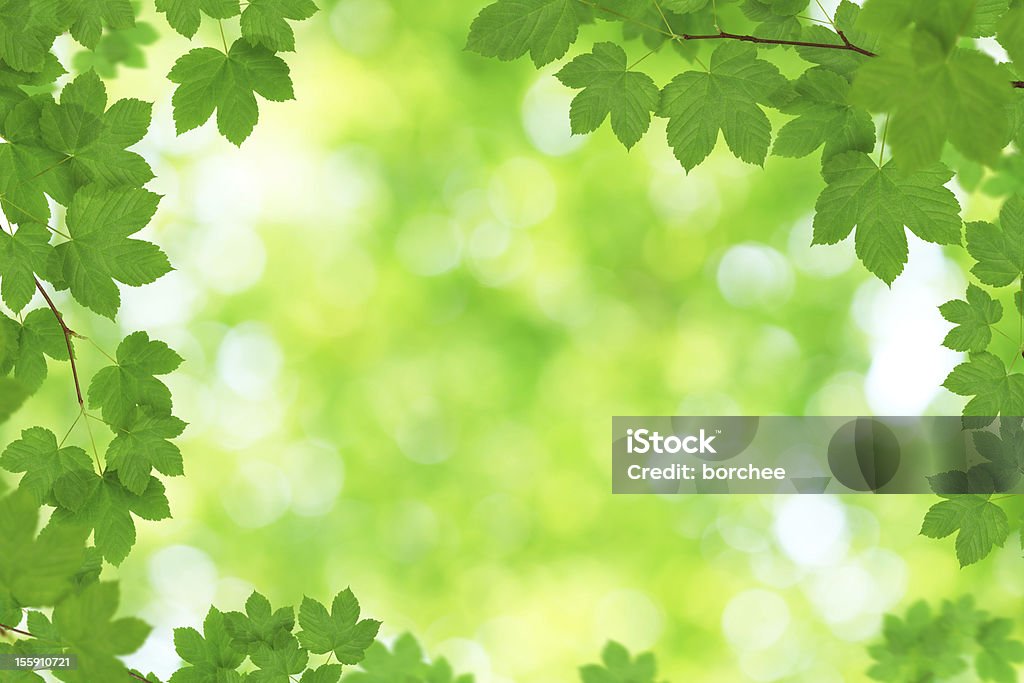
[0,491,87,617]
[88,331,182,427]
[50,185,168,319]
[156,0,241,38]
[921,494,1009,567]
[170,607,247,683]
[64,0,136,49]
[555,42,660,149]
[773,67,875,161]
[965,196,1024,287]
[852,31,1011,168]
[658,42,787,171]
[466,0,585,67]
[297,589,381,664]
[241,0,318,53]
[944,351,1024,427]
[0,222,52,312]
[939,284,1003,353]
[813,151,962,284]
[579,641,661,683]
[105,409,186,495]
[0,427,92,504]
[51,471,170,565]
[52,581,152,682]
[168,39,295,145]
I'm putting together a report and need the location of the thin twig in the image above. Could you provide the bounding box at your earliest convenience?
[33,277,83,406]
[0,623,34,638]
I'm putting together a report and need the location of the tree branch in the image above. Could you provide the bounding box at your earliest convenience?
[584,0,1024,88]
[0,622,34,638]
[677,30,877,57]
[33,277,84,406]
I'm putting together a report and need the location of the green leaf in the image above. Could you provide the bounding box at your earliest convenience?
[2,308,70,395]
[72,21,160,78]
[156,0,241,38]
[168,39,295,145]
[170,607,247,683]
[88,331,182,427]
[297,589,381,664]
[51,472,171,565]
[851,34,1012,169]
[555,42,659,150]
[976,618,1024,683]
[944,352,1024,426]
[0,141,55,226]
[223,591,295,655]
[249,637,308,683]
[299,665,343,683]
[773,67,875,161]
[1,427,92,504]
[939,284,1003,353]
[466,0,584,68]
[868,599,981,681]
[0,491,87,616]
[998,5,1024,67]
[64,0,136,49]
[0,223,51,312]
[0,378,29,423]
[51,185,167,319]
[813,151,963,284]
[966,196,1024,287]
[658,42,787,171]
[105,409,186,495]
[240,0,318,53]
[343,633,425,682]
[921,494,1009,566]
[38,71,154,196]
[0,0,64,73]
[579,641,659,683]
[51,582,151,683]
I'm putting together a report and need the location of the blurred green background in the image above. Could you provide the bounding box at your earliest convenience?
[5,1,1024,681]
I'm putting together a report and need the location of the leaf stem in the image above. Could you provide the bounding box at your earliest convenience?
[878,114,890,166]
[218,20,229,53]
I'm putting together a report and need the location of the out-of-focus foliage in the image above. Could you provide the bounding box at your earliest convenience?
[2,0,1024,682]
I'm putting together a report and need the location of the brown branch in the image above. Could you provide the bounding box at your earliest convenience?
[585,0,1024,88]
[1,621,156,683]
[33,277,83,406]
[678,30,877,57]
[0,622,34,638]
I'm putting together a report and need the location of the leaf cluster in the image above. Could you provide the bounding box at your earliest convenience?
[868,597,1024,683]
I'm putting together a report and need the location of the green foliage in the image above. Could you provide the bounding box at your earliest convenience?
[0,491,87,621]
[659,43,786,171]
[240,0,319,53]
[466,0,584,67]
[772,67,875,161]
[812,152,962,284]
[579,641,662,683]
[966,197,1024,287]
[943,352,1024,426]
[168,41,295,145]
[297,589,381,664]
[939,285,1003,353]
[868,598,1024,682]
[921,494,1010,567]
[556,42,660,149]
